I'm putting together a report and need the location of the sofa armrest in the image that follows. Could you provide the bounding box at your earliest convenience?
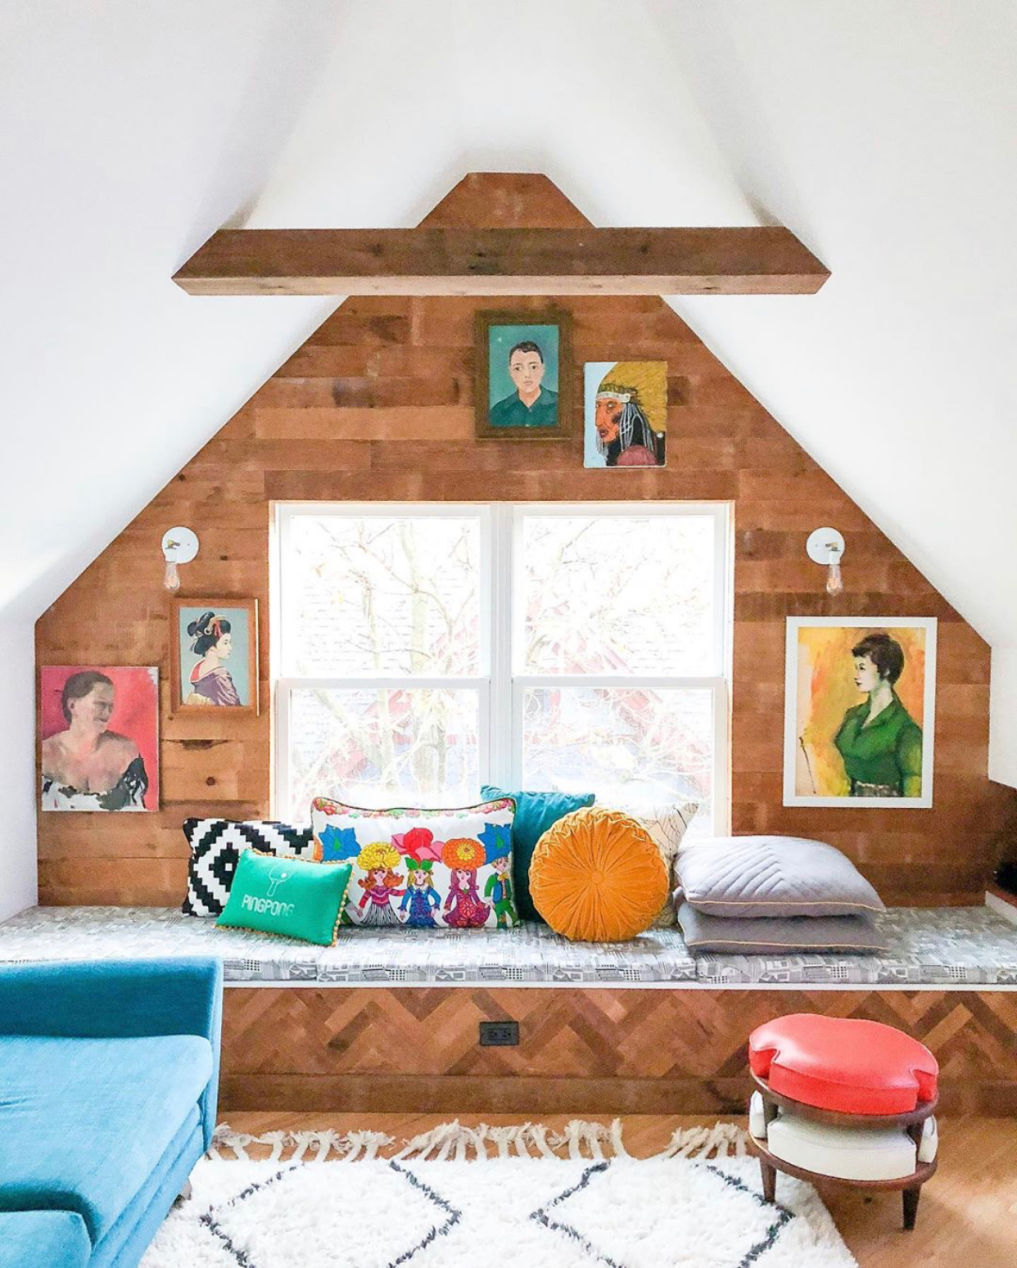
[0,958,223,1148]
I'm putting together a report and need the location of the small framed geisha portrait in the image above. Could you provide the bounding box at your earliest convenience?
[474,308,572,440]
[171,599,259,715]
[783,616,937,808]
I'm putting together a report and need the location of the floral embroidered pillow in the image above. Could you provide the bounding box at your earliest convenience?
[310,797,519,931]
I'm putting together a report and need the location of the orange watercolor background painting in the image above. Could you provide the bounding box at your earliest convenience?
[794,626,927,797]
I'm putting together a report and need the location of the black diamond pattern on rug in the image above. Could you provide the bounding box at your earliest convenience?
[530,1157,800,1268]
[196,1159,461,1268]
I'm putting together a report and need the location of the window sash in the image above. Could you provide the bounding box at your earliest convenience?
[273,502,731,830]
[277,680,489,816]
[273,502,491,680]
[510,502,730,681]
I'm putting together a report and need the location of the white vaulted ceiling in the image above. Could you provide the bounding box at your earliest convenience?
[4,0,1017,781]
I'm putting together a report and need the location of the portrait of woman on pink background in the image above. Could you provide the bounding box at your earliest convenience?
[40,666,159,812]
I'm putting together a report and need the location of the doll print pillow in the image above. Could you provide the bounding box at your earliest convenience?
[310,797,519,931]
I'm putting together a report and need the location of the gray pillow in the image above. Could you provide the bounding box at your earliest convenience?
[676,902,888,954]
[674,835,885,919]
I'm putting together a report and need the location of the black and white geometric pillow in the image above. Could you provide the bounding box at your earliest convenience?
[181,819,316,917]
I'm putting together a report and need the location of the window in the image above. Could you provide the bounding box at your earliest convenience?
[273,503,731,834]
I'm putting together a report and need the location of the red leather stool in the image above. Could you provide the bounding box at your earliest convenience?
[746,1013,939,1230]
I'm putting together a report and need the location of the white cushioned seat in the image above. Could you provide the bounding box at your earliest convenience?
[764,1112,918,1181]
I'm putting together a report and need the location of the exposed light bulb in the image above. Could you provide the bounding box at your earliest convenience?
[825,554,843,596]
[807,528,846,597]
[164,561,181,591]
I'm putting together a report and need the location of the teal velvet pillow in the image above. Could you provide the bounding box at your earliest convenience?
[481,786,595,922]
[216,849,352,946]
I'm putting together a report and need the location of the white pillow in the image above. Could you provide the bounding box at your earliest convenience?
[310,796,517,931]
[595,797,698,928]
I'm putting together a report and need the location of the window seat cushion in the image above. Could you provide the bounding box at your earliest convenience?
[0,906,1014,987]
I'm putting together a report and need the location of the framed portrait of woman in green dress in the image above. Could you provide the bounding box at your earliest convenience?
[783,616,937,808]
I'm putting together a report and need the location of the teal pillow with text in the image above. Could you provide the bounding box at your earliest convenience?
[216,849,352,945]
[481,786,594,922]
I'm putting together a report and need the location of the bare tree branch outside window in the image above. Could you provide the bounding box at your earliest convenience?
[279,509,723,828]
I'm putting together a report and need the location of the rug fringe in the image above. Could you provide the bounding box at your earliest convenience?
[210,1124,395,1162]
[486,1124,525,1158]
[210,1119,745,1162]
[393,1119,492,1161]
[658,1122,746,1159]
[342,1129,393,1161]
[209,1125,256,1160]
[525,1122,558,1159]
[559,1119,610,1160]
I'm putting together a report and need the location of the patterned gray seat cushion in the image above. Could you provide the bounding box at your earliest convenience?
[675,835,885,919]
[0,907,697,985]
[1,905,1014,987]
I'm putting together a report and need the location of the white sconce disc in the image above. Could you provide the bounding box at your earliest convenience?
[162,526,199,564]
[806,527,845,565]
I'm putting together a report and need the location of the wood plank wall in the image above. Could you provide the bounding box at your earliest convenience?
[35,173,1014,906]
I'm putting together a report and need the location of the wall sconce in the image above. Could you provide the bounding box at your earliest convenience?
[806,527,844,596]
[161,526,199,591]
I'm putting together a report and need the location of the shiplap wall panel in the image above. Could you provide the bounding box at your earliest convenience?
[35,174,1013,905]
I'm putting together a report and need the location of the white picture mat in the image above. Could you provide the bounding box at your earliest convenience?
[782,616,937,808]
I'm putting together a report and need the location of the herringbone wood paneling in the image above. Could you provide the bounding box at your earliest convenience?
[220,986,1017,1115]
[35,172,1016,903]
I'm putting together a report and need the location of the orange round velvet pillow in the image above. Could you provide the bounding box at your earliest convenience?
[529,807,669,942]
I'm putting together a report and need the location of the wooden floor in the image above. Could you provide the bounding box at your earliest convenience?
[226,1113,1017,1267]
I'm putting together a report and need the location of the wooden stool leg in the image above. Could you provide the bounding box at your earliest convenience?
[902,1184,922,1231]
[759,1158,777,1203]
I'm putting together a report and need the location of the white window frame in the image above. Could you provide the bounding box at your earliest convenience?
[272,501,732,831]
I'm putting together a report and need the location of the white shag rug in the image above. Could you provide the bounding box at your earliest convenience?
[142,1121,857,1268]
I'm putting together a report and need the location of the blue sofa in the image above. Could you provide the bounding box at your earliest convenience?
[0,958,222,1268]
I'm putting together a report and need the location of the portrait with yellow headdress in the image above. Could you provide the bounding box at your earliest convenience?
[583,361,667,468]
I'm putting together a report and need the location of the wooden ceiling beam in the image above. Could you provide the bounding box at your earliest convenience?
[172,226,829,296]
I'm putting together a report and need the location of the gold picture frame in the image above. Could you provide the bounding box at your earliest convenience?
[170,598,259,716]
[474,308,573,440]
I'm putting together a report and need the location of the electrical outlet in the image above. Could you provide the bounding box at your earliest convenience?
[479,1020,519,1047]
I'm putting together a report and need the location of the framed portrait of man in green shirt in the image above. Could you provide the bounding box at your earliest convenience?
[474,309,572,440]
[783,616,937,808]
